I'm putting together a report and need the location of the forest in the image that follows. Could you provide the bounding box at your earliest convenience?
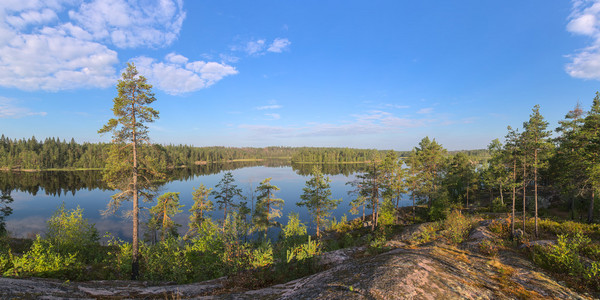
[1,64,599,296]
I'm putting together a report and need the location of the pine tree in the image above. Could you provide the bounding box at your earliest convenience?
[410,137,447,209]
[297,166,341,238]
[98,63,159,279]
[522,105,552,237]
[581,93,600,223]
[253,177,284,237]
[504,126,521,237]
[211,172,244,225]
[149,192,183,242]
[188,184,213,236]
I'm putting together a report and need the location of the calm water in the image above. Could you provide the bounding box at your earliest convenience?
[0,162,411,240]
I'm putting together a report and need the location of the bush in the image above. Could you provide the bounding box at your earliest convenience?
[4,235,81,279]
[378,198,396,226]
[532,232,600,291]
[251,240,273,268]
[441,210,472,244]
[46,204,101,262]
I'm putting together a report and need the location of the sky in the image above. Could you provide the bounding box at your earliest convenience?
[2,0,600,150]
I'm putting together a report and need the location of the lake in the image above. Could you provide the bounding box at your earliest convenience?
[0,161,412,241]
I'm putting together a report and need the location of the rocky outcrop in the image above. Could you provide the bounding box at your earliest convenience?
[0,221,592,299]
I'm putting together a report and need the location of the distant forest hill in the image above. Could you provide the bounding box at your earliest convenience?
[0,135,489,170]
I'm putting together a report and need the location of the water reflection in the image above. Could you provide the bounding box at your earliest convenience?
[0,160,369,239]
[0,160,367,196]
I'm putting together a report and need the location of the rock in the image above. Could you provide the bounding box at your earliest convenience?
[395,222,436,243]
[318,246,365,267]
[519,240,557,250]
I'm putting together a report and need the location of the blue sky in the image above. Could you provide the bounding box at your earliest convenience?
[1,0,600,150]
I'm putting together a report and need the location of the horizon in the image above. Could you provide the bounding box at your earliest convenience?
[2,1,600,151]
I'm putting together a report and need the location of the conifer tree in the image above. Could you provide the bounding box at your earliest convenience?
[188,184,213,236]
[297,166,341,238]
[253,177,284,236]
[149,192,183,242]
[98,63,159,279]
[522,105,552,237]
[581,94,600,223]
[410,137,446,209]
[504,126,521,237]
[211,172,244,225]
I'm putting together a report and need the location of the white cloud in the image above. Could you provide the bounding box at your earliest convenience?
[566,0,600,79]
[68,0,186,48]
[267,38,290,53]
[0,29,118,90]
[132,53,238,95]
[265,113,280,120]
[0,97,47,118]
[234,38,291,56]
[0,0,187,91]
[246,39,266,55]
[256,104,282,110]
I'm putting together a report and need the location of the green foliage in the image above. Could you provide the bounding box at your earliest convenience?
[441,210,473,244]
[478,239,498,256]
[533,233,586,275]
[148,192,183,242]
[297,166,341,237]
[378,197,396,226]
[188,184,213,236]
[251,240,274,268]
[45,204,100,262]
[409,222,443,245]
[253,178,283,236]
[211,172,244,222]
[286,236,320,263]
[280,213,308,240]
[4,235,81,279]
[428,190,452,221]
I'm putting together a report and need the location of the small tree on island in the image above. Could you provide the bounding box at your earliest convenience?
[297,166,341,238]
[98,62,160,280]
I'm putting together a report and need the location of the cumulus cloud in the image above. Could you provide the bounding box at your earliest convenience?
[0,0,186,91]
[566,0,600,79]
[132,52,238,95]
[68,0,185,48]
[0,97,47,118]
[267,38,291,53]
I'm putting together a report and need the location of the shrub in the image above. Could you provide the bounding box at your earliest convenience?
[478,239,498,256]
[4,235,81,279]
[46,204,100,262]
[378,198,396,226]
[251,240,274,268]
[441,210,472,244]
[532,231,599,291]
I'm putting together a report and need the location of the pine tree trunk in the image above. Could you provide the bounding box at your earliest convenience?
[499,181,504,206]
[523,155,527,234]
[589,190,595,224]
[511,159,516,238]
[131,103,139,280]
[534,149,538,238]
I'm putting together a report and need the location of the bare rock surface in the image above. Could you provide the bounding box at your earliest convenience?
[0,221,592,299]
